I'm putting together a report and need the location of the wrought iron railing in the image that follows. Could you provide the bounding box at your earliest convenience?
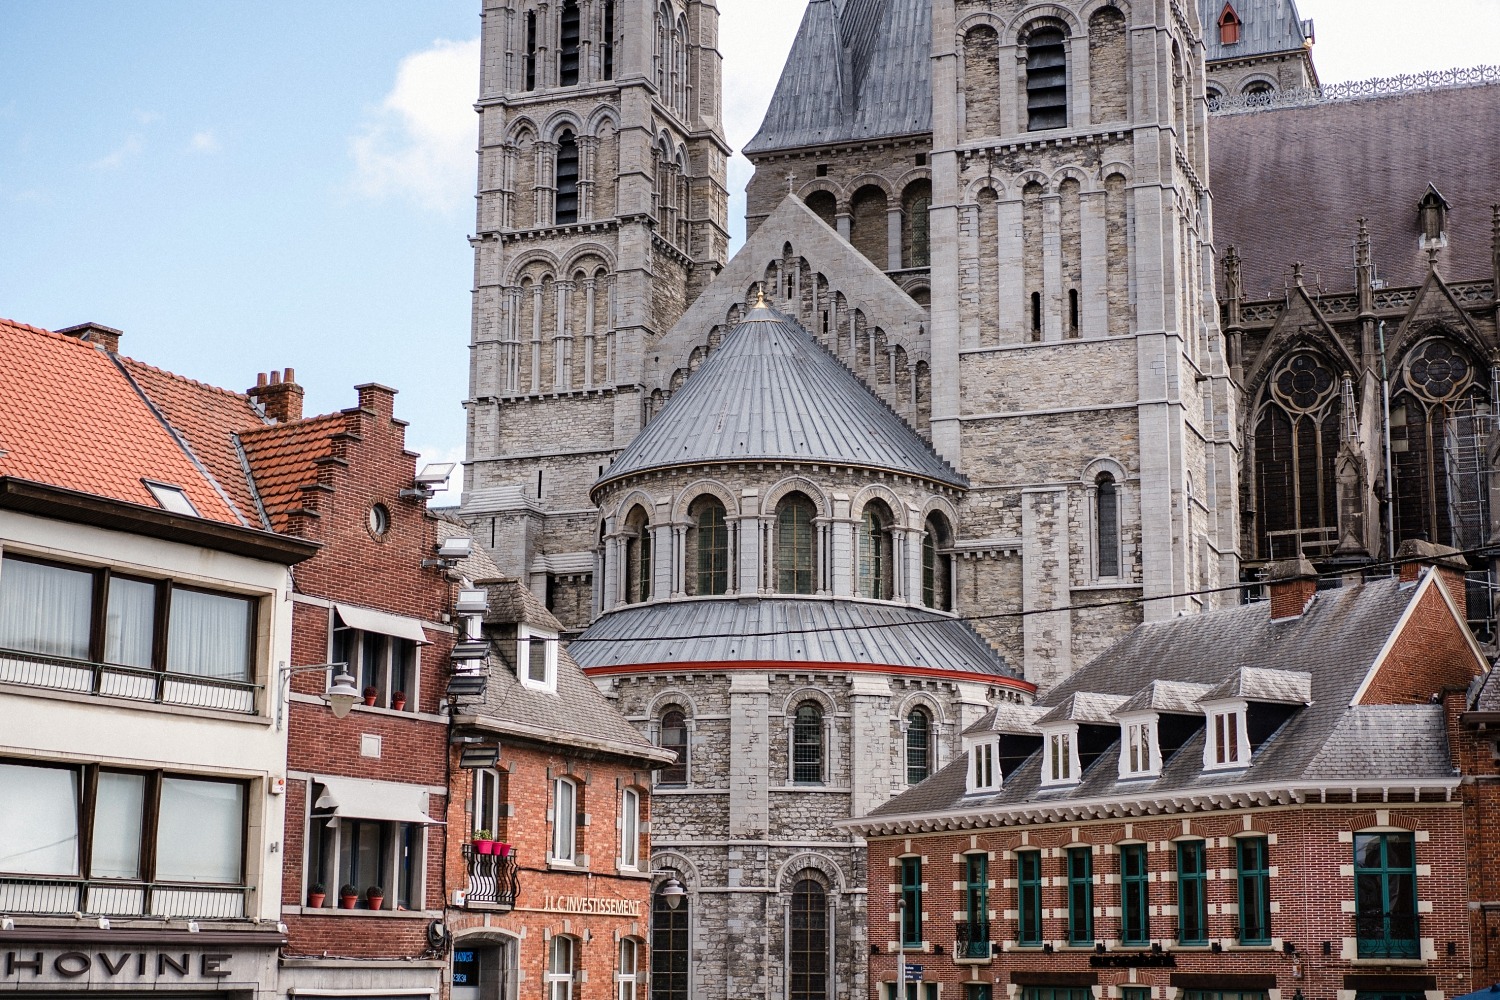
[1209,64,1500,115]
[954,920,992,960]
[1170,919,1210,946]
[0,874,247,918]
[463,846,520,909]
[1232,920,1273,946]
[1354,911,1421,959]
[0,647,258,714]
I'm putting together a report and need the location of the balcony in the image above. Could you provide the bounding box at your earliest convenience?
[0,647,259,714]
[1355,911,1421,960]
[462,846,519,910]
[954,920,992,961]
[0,875,247,918]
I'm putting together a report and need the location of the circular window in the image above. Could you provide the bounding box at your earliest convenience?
[1405,339,1472,402]
[1270,353,1336,413]
[368,504,391,537]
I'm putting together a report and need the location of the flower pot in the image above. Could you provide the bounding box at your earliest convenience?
[496,843,512,858]
[363,694,378,707]
[367,894,384,911]
[339,894,358,910]
[393,696,407,711]
[474,839,496,855]
[307,892,326,908]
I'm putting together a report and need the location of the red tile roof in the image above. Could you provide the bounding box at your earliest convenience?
[237,415,344,533]
[0,317,243,525]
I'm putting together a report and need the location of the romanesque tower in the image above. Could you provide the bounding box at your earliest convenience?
[462,0,729,622]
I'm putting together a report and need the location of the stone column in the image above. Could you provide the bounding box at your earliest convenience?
[1080,191,1109,338]
[995,198,1025,341]
[1021,486,1073,688]
[848,673,894,819]
[887,207,904,272]
[728,671,770,837]
[1042,191,1063,341]
[736,489,762,595]
[829,493,854,598]
[583,277,597,387]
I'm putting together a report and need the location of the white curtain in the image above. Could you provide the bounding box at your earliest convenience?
[105,577,156,668]
[0,558,92,659]
[156,777,243,883]
[0,762,79,875]
[92,772,145,879]
[166,589,252,681]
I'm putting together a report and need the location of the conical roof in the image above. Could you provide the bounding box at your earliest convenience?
[595,302,965,492]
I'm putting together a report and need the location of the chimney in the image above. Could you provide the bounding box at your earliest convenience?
[247,368,304,423]
[1266,555,1318,620]
[1396,538,1470,620]
[56,322,123,353]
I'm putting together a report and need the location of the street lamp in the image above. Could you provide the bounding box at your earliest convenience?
[276,661,359,730]
[652,874,687,910]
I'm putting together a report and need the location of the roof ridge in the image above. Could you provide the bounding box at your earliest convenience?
[0,316,58,337]
[118,354,267,406]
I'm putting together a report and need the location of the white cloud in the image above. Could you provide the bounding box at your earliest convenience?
[91,134,144,170]
[189,130,220,153]
[351,37,479,214]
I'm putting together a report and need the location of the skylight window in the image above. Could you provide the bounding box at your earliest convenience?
[144,481,199,517]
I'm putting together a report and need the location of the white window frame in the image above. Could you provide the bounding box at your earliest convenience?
[332,614,420,713]
[1041,725,1079,787]
[1117,712,1161,779]
[518,625,559,693]
[619,786,641,870]
[547,935,576,1000]
[965,740,1000,794]
[473,768,505,840]
[616,937,640,1000]
[1202,700,1250,771]
[551,776,578,864]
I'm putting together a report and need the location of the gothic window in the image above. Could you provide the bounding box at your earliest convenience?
[1218,3,1242,45]
[558,0,581,86]
[555,131,579,225]
[1095,472,1121,577]
[792,702,824,783]
[921,513,953,611]
[776,493,818,595]
[788,877,829,1000]
[1253,351,1341,560]
[659,708,689,785]
[902,181,931,269]
[857,500,894,600]
[524,11,538,91]
[906,708,932,784]
[1025,26,1068,131]
[651,883,689,1000]
[654,4,669,93]
[602,0,616,80]
[688,496,729,596]
[1391,338,1489,548]
[624,505,653,604]
[673,15,689,117]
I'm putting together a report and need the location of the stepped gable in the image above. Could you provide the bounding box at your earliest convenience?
[745,0,930,153]
[595,299,966,491]
[236,415,344,533]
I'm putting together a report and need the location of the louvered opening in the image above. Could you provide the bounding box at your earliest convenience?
[1026,27,1068,131]
[555,132,579,225]
[559,0,581,86]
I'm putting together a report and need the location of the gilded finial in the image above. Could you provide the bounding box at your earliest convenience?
[755,284,766,308]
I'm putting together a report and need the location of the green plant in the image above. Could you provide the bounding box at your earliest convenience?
[309,882,326,894]
[340,883,359,897]
[366,885,384,898]
[472,829,492,841]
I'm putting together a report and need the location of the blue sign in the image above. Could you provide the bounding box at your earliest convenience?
[904,964,923,981]
[452,949,480,987]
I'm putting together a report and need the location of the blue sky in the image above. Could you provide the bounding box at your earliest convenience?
[3,1,1497,493]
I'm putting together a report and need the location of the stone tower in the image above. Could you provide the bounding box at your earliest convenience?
[926,0,1240,687]
[462,0,729,622]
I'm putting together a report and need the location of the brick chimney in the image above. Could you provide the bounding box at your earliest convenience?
[56,322,123,353]
[248,368,304,423]
[1396,538,1470,620]
[1266,555,1318,620]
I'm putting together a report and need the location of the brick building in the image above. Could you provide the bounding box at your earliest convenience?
[847,545,1490,999]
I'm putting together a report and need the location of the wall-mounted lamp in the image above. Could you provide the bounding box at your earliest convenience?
[402,463,456,500]
[423,537,473,570]
[655,876,687,911]
[455,588,489,615]
[275,661,358,731]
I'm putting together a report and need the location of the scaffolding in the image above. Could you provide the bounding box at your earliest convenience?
[1444,397,1497,642]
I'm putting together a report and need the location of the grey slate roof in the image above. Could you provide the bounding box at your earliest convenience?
[1200,0,1311,64]
[569,596,1019,679]
[1035,691,1129,727]
[862,577,1461,821]
[1202,665,1312,704]
[595,302,967,491]
[963,703,1050,737]
[745,0,931,154]
[1114,680,1214,716]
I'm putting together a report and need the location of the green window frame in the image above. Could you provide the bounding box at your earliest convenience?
[963,986,991,1000]
[1021,989,1089,1000]
[1176,840,1208,944]
[1120,990,1151,1000]
[1016,850,1042,946]
[900,856,923,947]
[1119,843,1149,946]
[1183,992,1270,1000]
[1354,832,1418,959]
[961,852,989,958]
[1065,846,1092,945]
[1236,836,1271,945]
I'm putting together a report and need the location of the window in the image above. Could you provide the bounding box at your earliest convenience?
[651,881,690,1000]
[1030,291,1042,337]
[620,787,642,869]
[547,936,576,1000]
[1242,81,1274,104]
[1419,186,1448,245]
[1253,351,1342,561]
[518,627,558,693]
[558,0,581,85]
[1207,708,1246,768]
[1095,472,1120,577]
[690,496,729,596]
[552,777,578,863]
[1120,844,1149,945]
[1176,840,1208,944]
[1025,26,1068,130]
[1120,717,1155,777]
[624,505,653,603]
[1044,729,1075,785]
[1184,993,1269,1000]
[1022,990,1089,1000]
[659,709,689,785]
[1066,847,1093,945]
[145,481,199,516]
[617,938,640,1000]
[776,493,818,594]
[524,11,538,91]
[1235,836,1271,944]
[1120,991,1151,1000]
[961,853,989,958]
[793,702,824,783]
[1391,339,1488,548]
[473,768,506,843]
[965,986,992,1000]
[900,856,923,946]
[1355,832,1418,958]
[602,0,615,79]
[921,514,952,611]
[789,877,829,1000]
[1218,3,1242,45]
[906,708,932,784]
[967,741,998,793]
[555,131,579,225]
[334,616,417,711]
[858,502,893,599]
[1016,850,1042,945]
[308,814,422,911]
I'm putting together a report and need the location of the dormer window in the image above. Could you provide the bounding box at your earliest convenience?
[1042,726,1079,786]
[1117,714,1160,779]
[1218,3,1241,45]
[1419,185,1449,248]
[1203,701,1250,770]
[518,625,558,693]
[966,740,1000,794]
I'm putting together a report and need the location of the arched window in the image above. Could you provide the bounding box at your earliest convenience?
[792,702,824,784]
[857,501,893,600]
[1096,472,1121,577]
[1218,3,1242,45]
[1025,26,1068,130]
[547,935,576,1000]
[602,0,616,80]
[651,878,690,1000]
[616,937,640,1000]
[1391,338,1489,548]
[906,708,932,784]
[524,11,538,91]
[776,493,818,595]
[558,0,581,86]
[689,496,729,596]
[654,3,670,93]
[659,708,689,786]
[555,131,579,225]
[788,877,829,1000]
[1243,80,1275,105]
[624,505,652,603]
[1253,352,1341,560]
[922,513,952,611]
[902,180,931,269]
[1419,186,1449,245]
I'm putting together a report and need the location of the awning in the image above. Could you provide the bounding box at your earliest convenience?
[334,603,431,644]
[312,775,442,825]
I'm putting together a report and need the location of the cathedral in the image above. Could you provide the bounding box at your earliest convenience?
[456,0,1500,997]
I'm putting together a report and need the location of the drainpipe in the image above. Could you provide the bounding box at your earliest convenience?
[1378,320,1395,559]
